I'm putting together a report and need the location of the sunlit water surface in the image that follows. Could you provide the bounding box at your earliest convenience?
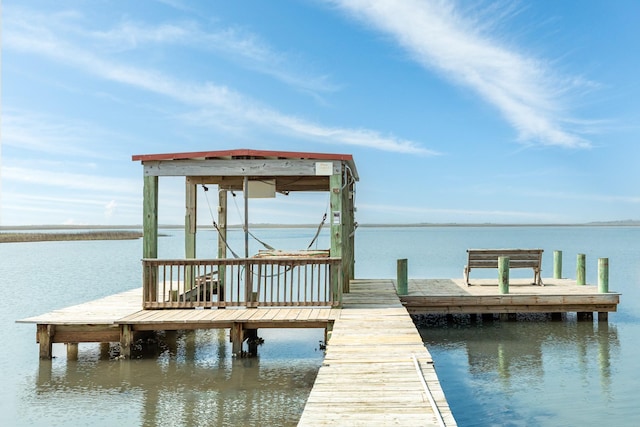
[2,226,639,426]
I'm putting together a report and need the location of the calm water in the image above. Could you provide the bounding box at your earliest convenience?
[1,226,639,426]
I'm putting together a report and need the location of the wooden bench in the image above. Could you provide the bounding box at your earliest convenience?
[464,249,544,286]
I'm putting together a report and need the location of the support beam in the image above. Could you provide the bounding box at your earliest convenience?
[231,323,245,357]
[217,189,228,260]
[143,176,158,259]
[66,343,78,361]
[246,329,259,357]
[218,189,228,306]
[330,172,343,303]
[185,180,197,291]
[347,178,356,283]
[143,176,159,303]
[120,324,132,359]
[185,179,197,258]
[37,324,54,360]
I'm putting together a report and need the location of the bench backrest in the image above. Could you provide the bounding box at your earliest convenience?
[467,249,543,269]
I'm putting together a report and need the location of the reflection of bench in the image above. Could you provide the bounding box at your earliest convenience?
[464,249,544,286]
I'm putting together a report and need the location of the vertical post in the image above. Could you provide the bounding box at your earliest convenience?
[348,178,356,283]
[66,343,78,361]
[143,175,158,258]
[330,171,343,304]
[397,258,408,295]
[598,258,609,293]
[37,324,54,360]
[218,189,228,304]
[218,189,228,259]
[231,323,245,357]
[143,175,158,303]
[120,324,132,359]
[498,256,509,294]
[243,177,249,259]
[243,177,251,305]
[185,179,197,291]
[577,253,586,285]
[553,250,562,279]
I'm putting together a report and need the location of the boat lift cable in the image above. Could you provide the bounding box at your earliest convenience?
[307,212,327,250]
[307,193,330,250]
[411,354,446,427]
[230,190,275,251]
[202,185,240,259]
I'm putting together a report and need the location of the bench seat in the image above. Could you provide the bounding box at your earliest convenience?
[464,248,543,286]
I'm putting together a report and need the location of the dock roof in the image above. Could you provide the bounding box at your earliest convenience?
[132,148,358,192]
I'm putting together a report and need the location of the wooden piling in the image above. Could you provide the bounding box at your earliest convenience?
[598,258,609,293]
[553,250,562,279]
[577,253,586,285]
[246,329,259,357]
[66,343,78,361]
[231,323,244,357]
[396,258,408,296]
[37,324,54,360]
[120,324,132,359]
[498,256,509,294]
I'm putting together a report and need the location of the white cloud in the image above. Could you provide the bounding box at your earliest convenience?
[4,7,435,156]
[2,109,127,159]
[2,166,140,193]
[328,0,594,148]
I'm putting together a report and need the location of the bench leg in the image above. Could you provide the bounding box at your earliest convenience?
[464,267,470,286]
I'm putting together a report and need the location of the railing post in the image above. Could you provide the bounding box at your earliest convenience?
[331,259,342,306]
[576,253,586,285]
[498,256,509,294]
[553,250,562,279]
[598,258,609,293]
[397,259,408,296]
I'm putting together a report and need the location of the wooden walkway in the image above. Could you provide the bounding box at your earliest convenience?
[298,280,456,426]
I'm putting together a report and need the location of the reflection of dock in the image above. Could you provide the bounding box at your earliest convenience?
[401,278,620,316]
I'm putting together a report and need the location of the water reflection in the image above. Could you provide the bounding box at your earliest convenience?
[32,330,321,427]
[416,315,620,425]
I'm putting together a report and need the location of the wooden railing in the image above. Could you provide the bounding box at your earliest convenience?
[142,257,342,309]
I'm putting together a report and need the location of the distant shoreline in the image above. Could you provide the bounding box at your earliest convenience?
[0,231,143,243]
[1,220,639,232]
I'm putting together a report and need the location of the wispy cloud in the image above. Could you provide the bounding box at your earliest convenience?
[4,6,435,156]
[2,109,128,159]
[328,0,594,148]
[91,20,339,96]
[3,166,140,193]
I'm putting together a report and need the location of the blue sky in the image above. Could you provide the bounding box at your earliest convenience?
[2,0,639,226]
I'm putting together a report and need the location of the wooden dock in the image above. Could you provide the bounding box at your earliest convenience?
[401,278,620,316]
[18,275,620,425]
[298,279,456,426]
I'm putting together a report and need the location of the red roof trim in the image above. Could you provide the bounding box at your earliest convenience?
[132,149,353,162]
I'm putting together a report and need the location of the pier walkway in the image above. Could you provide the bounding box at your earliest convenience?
[298,279,455,426]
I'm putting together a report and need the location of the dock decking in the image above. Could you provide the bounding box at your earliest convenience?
[298,279,455,426]
[401,277,620,315]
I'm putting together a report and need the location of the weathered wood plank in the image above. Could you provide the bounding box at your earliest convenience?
[299,279,455,426]
[143,159,340,177]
